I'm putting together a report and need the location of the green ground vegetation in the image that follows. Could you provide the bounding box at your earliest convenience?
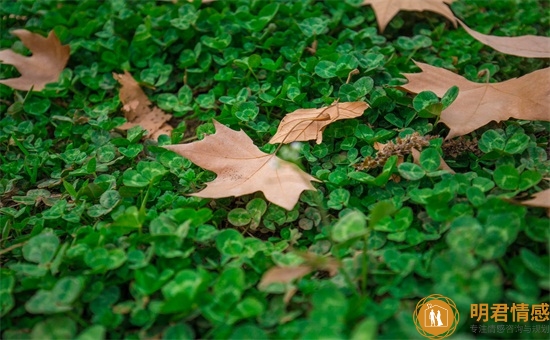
[0,0,549,339]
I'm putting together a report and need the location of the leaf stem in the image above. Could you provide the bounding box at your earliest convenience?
[361,231,370,294]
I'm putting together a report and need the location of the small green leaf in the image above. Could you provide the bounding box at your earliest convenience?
[441,86,459,108]
[298,17,328,37]
[24,97,51,115]
[504,133,530,154]
[228,208,252,227]
[31,317,76,340]
[315,60,337,79]
[331,210,367,243]
[478,130,505,153]
[235,102,259,122]
[419,148,440,172]
[216,229,244,256]
[23,229,60,265]
[493,165,519,190]
[518,170,542,191]
[412,91,439,112]
[398,163,425,181]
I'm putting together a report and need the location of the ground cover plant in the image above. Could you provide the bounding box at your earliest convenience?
[0,0,549,339]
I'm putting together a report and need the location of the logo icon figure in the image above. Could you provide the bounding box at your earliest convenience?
[413,294,459,339]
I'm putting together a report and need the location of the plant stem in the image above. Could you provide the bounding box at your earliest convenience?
[361,231,370,294]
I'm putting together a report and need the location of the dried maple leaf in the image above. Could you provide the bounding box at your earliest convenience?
[401,62,550,139]
[258,265,313,289]
[0,30,70,91]
[459,20,550,59]
[113,71,172,140]
[258,253,339,290]
[362,0,456,32]
[163,120,318,210]
[518,189,550,209]
[269,101,368,144]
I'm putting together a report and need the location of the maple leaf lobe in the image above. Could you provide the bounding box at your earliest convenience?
[269,101,369,144]
[164,120,318,210]
[0,29,70,91]
[362,0,456,32]
[401,61,550,139]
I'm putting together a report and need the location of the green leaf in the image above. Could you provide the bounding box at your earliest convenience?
[162,324,194,340]
[398,163,425,181]
[412,91,439,112]
[26,276,84,314]
[201,33,232,49]
[520,248,549,278]
[504,133,530,154]
[327,188,350,210]
[446,216,482,252]
[472,177,495,192]
[24,97,51,115]
[441,86,459,108]
[518,170,542,191]
[331,210,367,243]
[216,229,245,256]
[23,229,60,265]
[232,297,265,322]
[0,272,15,317]
[228,208,252,227]
[235,102,259,122]
[315,60,337,79]
[419,148,440,172]
[31,317,77,340]
[76,325,106,340]
[493,165,519,190]
[478,130,505,153]
[99,190,120,209]
[298,17,328,37]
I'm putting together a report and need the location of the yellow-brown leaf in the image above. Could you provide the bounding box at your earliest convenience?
[362,0,456,32]
[164,120,319,210]
[113,71,172,139]
[401,62,550,139]
[269,101,368,144]
[0,30,70,91]
[459,20,550,58]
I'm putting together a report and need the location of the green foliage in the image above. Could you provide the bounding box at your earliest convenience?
[1,0,549,339]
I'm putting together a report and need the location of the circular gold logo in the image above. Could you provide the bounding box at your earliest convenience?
[413,294,459,339]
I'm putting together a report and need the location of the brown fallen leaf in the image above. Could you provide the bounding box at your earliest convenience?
[113,71,172,140]
[518,189,550,209]
[0,30,70,91]
[400,62,550,139]
[459,20,550,59]
[269,101,368,144]
[258,265,313,290]
[163,120,318,210]
[362,0,456,32]
[258,253,340,290]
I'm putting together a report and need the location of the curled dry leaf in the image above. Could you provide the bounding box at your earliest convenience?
[258,265,313,290]
[401,62,550,139]
[258,253,340,290]
[113,71,172,140]
[164,120,319,210]
[362,0,456,32]
[269,101,368,144]
[518,189,550,209]
[0,30,70,91]
[459,20,550,58]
